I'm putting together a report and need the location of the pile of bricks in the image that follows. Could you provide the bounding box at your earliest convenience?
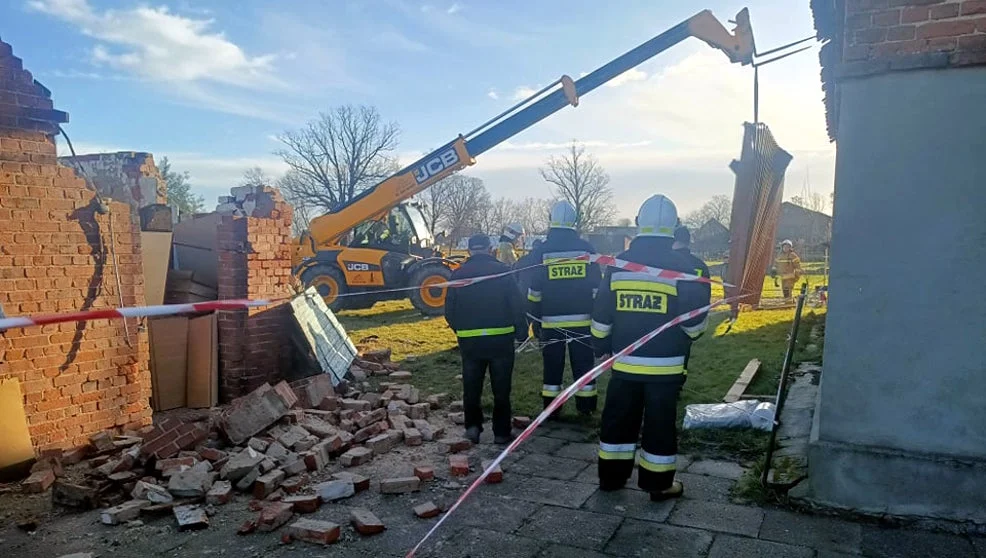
[22,348,483,547]
[214,184,296,400]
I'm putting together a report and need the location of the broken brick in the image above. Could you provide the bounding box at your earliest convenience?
[318,396,339,411]
[206,480,233,505]
[168,469,215,498]
[257,501,294,532]
[156,456,197,471]
[282,457,308,476]
[379,476,421,494]
[361,392,382,409]
[339,447,373,467]
[413,420,443,442]
[22,469,55,493]
[281,475,307,494]
[448,412,466,425]
[287,518,340,545]
[199,447,227,462]
[132,481,173,504]
[53,481,99,509]
[235,466,262,492]
[31,456,64,477]
[512,416,532,429]
[237,519,258,535]
[481,460,503,484]
[283,493,320,513]
[174,504,209,531]
[342,399,371,412]
[449,455,470,477]
[413,501,441,519]
[62,447,89,465]
[253,469,286,499]
[361,348,392,363]
[302,450,325,473]
[413,465,435,481]
[353,423,380,444]
[366,433,396,456]
[316,479,355,502]
[403,428,423,446]
[247,437,270,452]
[356,408,387,428]
[100,500,150,525]
[276,425,311,449]
[389,370,412,381]
[446,438,472,453]
[330,471,370,492]
[449,400,464,412]
[221,448,264,481]
[350,508,385,536]
[408,403,430,420]
[89,431,116,453]
[219,382,296,445]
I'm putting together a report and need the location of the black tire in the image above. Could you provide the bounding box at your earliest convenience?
[300,264,349,312]
[408,265,452,317]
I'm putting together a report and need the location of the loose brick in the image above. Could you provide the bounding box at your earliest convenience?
[449,400,464,412]
[257,501,294,532]
[283,493,320,513]
[330,471,370,492]
[198,447,227,462]
[379,476,420,494]
[22,469,55,493]
[286,518,340,545]
[280,475,307,494]
[512,416,532,429]
[403,428,423,446]
[350,508,386,535]
[414,501,441,519]
[366,433,397,455]
[253,469,285,499]
[237,519,257,535]
[339,447,373,467]
[448,412,465,425]
[388,370,412,381]
[247,437,270,452]
[408,403,430,420]
[449,455,470,477]
[156,456,196,471]
[174,504,209,531]
[219,383,295,444]
[206,480,233,505]
[168,469,215,498]
[481,460,504,484]
[353,423,380,443]
[62,447,89,465]
[100,500,150,525]
[316,479,355,502]
[89,431,116,453]
[414,465,435,481]
[53,481,99,509]
[445,437,472,453]
[342,398,371,411]
[282,456,308,476]
[356,407,387,428]
[235,466,262,492]
[302,450,326,472]
[221,448,264,481]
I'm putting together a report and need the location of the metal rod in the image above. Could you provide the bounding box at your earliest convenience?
[464,78,563,139]
[761,282,808,487]
[753,66,759,124]
[754,45,813,68]
[755,35,815,59]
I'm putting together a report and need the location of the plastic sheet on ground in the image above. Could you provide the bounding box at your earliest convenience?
[683,400,776,431]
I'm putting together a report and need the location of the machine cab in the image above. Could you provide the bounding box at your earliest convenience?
[348,203,439,258]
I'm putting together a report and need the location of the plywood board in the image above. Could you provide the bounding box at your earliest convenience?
[172,213,221,288]
[723,359,762,403]
[290,288,357,386]
[149,317,189,411]
[140,231,173,306]
[186,313,218,408]
[0,378,35,479]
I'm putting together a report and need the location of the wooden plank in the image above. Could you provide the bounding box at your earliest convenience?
[723,358,761,403]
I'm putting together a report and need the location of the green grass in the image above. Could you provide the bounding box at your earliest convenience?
[338,273,826,461]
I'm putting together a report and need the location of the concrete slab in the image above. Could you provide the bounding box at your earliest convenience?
[540,427,594,442]
[759,509,862,554]
[552,442,597,462]
[443,494,540,533]
[424,527,544,558]
[604,519,713,558]
[685,459,746,480]
[487,476,598,509]
[520,436,568,455]
[537,545,613,558]
[708,535,814,558]
[572,463,646,491]
[861,525,977,558]
[516,505,622,550]
[668,500,764,537]
[675,473,736,504]
[971,536,986,557]
[511,454,589,481]
[580,487,675,523]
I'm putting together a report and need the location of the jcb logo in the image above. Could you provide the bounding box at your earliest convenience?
[413,148,459,184]
[346,262,370,271]
[616,290,668,314]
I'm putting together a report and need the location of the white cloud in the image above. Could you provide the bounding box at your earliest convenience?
[28,0,282,90]
[487,89,499,100]
[511,85,539,101]
[604,68,647,88]
[447,3,462,14]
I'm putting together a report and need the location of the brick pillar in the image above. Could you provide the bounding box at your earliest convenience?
[0,36,152,452]
[216,186,295,400]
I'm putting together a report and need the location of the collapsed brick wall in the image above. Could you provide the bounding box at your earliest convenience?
[0,37,153,452]
[56,151,167,218]
[216,186,296,401]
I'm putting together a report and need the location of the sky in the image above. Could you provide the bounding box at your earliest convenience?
[1,0,834,219]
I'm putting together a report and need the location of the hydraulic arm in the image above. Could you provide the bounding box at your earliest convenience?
[297,9,754,260]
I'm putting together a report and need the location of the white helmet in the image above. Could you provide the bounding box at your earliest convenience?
[503,223,524,240]
[549,200,578,230]
[635,194,678,238]
[781,239,793,248]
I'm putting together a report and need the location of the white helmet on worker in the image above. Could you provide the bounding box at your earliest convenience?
[781,239,793,248]
[503,223,525,240]
[635,194,678,238]
[549,200,578,230]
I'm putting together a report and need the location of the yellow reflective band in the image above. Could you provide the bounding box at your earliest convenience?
[598,450,636,461]
[637,459,676,473]
[610,280,678,296]
[542,390,559,397]
[575,388,598,397]
[591,326,611,339]
[543,320,591,329]
[638,452,676,473]
[527,291,542,302]
[612,362,685,375]
[456,326,515,338]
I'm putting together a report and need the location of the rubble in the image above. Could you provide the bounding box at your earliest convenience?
[253,470,286,499]
[449,455,470,477]
[286,518,341,545]
[167,469,215,498]
[174,505,209,531]
[100,501,150,525]
[350,508,385,535]
[339,447,373,467]
[257,502,294,532]
[414,501,441,519]
[389,371,412,381]
[22,469,55,493]
[330,471,370,492]
[482,460,504,484]
[206,481,233,505]
[283,494,320,513]
[413,465,435,481]
[379,476,420,494]
[219,382,298,445]
[315,479,355,502]
[221,448,264,481]
[132,481,173,504]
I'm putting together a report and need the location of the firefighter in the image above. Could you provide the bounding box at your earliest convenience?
[497,223,524,265]
[527,201,601,416]
[444,234,528,445]
[672,225,711,376]
[773,239,803,299]
[591,195,710,500]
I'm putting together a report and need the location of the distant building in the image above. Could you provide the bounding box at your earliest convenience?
[587,226,636,256]
[691,219,730,259]
[775,202,831,256]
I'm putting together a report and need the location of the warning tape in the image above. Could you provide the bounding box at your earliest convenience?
[405,292,751,557]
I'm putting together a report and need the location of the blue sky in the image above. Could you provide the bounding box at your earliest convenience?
[1,0,834,218]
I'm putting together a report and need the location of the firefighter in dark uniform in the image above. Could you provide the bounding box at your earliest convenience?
[672,226,711,377]
[445,234,528,445]
[527,201,601,416]
[591,195,710,501]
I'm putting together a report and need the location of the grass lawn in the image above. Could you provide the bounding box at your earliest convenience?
[338,271,827,461]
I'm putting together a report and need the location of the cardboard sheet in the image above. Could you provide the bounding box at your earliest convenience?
[186,313,218,408]
[149,316,189,411]
[0,378,35,480]
[140,231,173,306]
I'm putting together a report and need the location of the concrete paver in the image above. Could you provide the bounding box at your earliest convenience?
[669,499,765,537]
[485,476,599,509]
[759,509,862,554]
[708,535,814,558]
[552,442,597,462]
[537,545,614,558]
[539,427,594,442]
[972,536,986,558]
[580,487,675,523]
[604,519,713,558]
[520,435,569,455]
[443,494,540,533]
[685,459,746,480]
[423,527,544,558]
[861,525,978,558]
[516,505,623,550]
[675,472,736,504]
[510,453,590,481]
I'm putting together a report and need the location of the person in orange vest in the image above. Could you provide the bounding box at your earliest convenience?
[773,239,803,300]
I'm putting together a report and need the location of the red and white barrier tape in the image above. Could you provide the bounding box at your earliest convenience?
[405,292,751,557]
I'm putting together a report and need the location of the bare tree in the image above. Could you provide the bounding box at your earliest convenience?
[790,193,828,214]
[440,175,490,246]
[516,197,552,236]
[279,170,318,236]
[616,217,633,227]
[240,166,273,187]
[683,194,732,230]
[539,141,616,233]
[275,105,400,211]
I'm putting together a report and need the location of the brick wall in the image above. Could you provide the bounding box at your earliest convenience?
[844,0,986,65]
[215,186,296,400]
[56,152,168,218]
[0,37,153,452]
